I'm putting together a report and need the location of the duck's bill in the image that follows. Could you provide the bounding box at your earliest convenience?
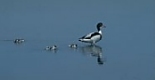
[103,25,106,28]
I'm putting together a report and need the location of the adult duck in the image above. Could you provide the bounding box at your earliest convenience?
[79,22,106,45]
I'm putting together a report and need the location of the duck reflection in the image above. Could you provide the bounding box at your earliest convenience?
[80,45,104,65]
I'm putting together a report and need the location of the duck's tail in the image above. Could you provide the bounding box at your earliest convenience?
[78,38,83,42]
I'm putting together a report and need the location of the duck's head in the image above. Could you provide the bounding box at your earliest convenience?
[97,22,106,31]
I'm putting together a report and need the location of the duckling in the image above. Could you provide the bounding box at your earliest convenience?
[14,39,25,43]
[45,46,51,50]
[68,44,78,49]
[45,45,58,51]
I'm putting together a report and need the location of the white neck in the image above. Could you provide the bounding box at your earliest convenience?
[98,30,102,34]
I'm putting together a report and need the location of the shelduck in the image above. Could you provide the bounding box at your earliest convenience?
[79,22,106,45]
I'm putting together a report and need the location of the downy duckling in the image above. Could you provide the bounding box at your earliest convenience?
[14,39,25,43]
[68,44,78,49]
[45,45,58,51]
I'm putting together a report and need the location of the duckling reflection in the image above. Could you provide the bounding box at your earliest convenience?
[80,45,104,65]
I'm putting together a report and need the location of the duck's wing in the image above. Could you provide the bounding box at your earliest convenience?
[79,32,94,39]
[80,32,100,39]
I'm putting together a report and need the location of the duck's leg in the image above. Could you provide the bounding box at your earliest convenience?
[91,41,96,46]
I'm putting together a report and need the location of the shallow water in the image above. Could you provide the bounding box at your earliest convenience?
[0,0,155,80]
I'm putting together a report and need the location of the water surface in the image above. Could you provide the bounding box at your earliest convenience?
[0,0,154,80]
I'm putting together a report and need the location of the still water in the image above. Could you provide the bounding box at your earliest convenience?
[0,0,154,80]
